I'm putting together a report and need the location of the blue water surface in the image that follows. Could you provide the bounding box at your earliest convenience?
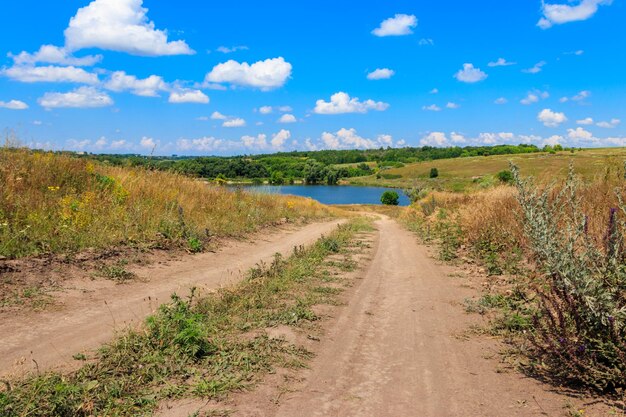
[240,185,410,206]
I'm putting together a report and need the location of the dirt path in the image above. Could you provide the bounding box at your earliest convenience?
[0,219,344,378]
[231,216,609,417]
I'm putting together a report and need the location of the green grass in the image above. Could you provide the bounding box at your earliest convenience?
[0,218,373,417]
[349,148,626,191]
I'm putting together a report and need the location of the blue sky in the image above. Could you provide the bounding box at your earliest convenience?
[0,0,624,155]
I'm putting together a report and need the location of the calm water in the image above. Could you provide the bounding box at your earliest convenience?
[240,185,410,206]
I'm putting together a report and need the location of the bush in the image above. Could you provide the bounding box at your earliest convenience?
[496,169,513,184]
[380,190,400,206]
[512,163,626,392]
[429,168,439,178]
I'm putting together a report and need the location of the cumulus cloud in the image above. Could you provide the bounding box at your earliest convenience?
[367,68,395,80]
[177,136,224,152]
[104,71,166,96]
[314,92,389,114]
[168,89,209,104]
[140,136,156,149]
[568,127,594,140]
[577,117,594,125]
[543,135,565,146]
[429,88,439,94]
[210,111,227,120]
[372,14,417,37]
[38,86,113,109]
[446,102,459,109]
[278,114,297,123]
[204,57,292,90]
[422,104,441,112]
[521,90,549,105]
[488,58,516,67]
[538,108,568,127]
[258,106,273,114]
[271,129,291,148]
[523,61,547,74]
[596,118,621,128]
[494,97,508,104]
[0,100,29,110]
[538,0,612,29]
[2,65,99,84]
[9,45,102,66]
[421,131,525,147]
[319,128,394,150]
[560,90,591,103]
[454,63,487,83]
[64,0,194,56]
[418,38,434,46]
[222,118,246,127]
[241,133,268,149]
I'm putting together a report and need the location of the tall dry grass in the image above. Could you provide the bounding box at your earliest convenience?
[0,148,332,258]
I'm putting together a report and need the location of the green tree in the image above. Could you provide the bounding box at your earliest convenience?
[380,190,400,205]
[269,170,285,185]
[429,168,439,178]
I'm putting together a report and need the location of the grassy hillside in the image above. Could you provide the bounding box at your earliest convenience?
[349,148,626,191]
[0,148,333,259]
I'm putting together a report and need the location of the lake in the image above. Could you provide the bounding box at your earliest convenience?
[239,185,411,206]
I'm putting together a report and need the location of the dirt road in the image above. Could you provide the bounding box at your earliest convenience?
[0,220,344,378]
[243,216,607,417]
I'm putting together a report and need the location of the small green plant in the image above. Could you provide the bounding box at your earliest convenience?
[429,168,439,178]
[188,237,203,253]
[380,190,400,205]
[496,170,513,184]
[96,260,135,281]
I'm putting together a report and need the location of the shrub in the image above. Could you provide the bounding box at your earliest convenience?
[496,169,513,184]
[429,168,439,178]
[512,163,626,392]
[380,190,400,206]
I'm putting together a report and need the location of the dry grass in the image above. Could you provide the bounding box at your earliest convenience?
[0,147,334,258]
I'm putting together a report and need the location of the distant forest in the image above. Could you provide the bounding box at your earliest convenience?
[79,144,555,185]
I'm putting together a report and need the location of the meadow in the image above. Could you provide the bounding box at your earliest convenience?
[0,147,332,259]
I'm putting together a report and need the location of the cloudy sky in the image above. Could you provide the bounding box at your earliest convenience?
[0,0,624,155]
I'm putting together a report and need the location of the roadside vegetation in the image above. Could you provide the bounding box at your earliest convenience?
[0,219,373,416]
[0,147,332,259]
[400,159,626,393]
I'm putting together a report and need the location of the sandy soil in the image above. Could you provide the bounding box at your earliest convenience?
[0,219,344,378]
[192,216,614,417]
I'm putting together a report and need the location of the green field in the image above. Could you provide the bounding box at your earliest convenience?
[348,148,626,191]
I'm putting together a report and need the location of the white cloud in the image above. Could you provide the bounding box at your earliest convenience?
[177,136,224,152]
[561,90,591,103]
[488,58,516,67]
[596,118,621,128]
[418,38,434,46]
[367,68,395,80]
[222,118,246,127]
[538,108,568,127]
[140,136,156,149]
[277,105,292,112]
[216,45,248,54]
[241,134,267,149]
[168,89,209,104]
[259,106,273,114]
[314,92,389,114]
[110,139,128,149]
[0,100,29,110]
[320,128,394,150]
[372,14,417,37]
[523,61,547,74]
[422,104,441,112]
[568,127,594,140]
[538,0,612,29]
[577,117,594,125]
[446,102,459,109]
[278,114,297,123]
[494,97,508,104]
[64,0,194,56]
[9,45,102,66]
[210,111,227,120]
[38,86,113,109]
[2,65,99,84]
[271,129,291,148]
[454,63,487,83]
[420,132,449,146]
[104,71,166,96]
[429,88,439,94]
[521,90,549,105]
[205,57,292,90]
[543,135,564,146]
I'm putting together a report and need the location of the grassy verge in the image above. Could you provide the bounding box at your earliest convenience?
[399,164,626,394]
[0,147,334,259]
[0,218,373,416]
